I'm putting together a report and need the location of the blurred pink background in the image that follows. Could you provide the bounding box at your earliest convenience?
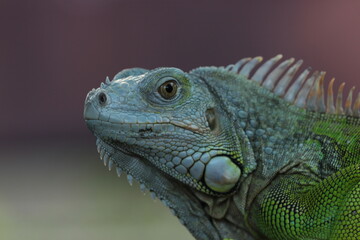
[0,1,359,240]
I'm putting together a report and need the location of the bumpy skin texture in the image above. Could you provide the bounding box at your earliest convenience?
[84,56,360,240]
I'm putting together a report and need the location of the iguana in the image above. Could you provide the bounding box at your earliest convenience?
[83,55,360,240]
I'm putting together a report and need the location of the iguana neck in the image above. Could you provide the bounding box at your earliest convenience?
[191,66,360,239]
[192,68,313,176]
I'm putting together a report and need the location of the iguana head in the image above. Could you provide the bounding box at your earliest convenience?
[84,67,248,238]
[84,67,244,196]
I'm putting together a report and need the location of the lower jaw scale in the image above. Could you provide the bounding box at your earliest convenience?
[94,138,184,226]
[95,138,161,202]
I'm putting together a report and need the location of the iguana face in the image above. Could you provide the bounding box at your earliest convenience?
[84,67,243,195]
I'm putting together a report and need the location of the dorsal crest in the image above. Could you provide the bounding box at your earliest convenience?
[225,55,360,117]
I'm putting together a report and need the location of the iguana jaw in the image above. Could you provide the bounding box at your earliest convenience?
[93,137,221,240]
[85,113,242,196]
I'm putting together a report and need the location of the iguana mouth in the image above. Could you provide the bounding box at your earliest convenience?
[85,117,243,197]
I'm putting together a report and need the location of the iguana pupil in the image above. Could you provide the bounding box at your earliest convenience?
[165,83,173,92]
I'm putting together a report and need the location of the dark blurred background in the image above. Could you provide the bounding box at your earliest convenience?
[1,1,359,240]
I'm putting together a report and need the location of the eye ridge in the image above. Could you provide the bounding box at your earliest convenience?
[158,80,178,100]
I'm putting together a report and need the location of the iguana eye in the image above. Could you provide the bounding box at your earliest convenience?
[158,80,178,100]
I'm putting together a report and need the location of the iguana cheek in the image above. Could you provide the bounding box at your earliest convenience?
[204,156,241,193]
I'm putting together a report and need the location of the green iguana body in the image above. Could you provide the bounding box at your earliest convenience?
[84,55,360,240]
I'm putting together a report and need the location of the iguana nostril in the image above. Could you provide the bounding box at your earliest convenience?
[98,92,107,106]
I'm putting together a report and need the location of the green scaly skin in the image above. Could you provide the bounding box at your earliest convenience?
[84,59,360,240]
